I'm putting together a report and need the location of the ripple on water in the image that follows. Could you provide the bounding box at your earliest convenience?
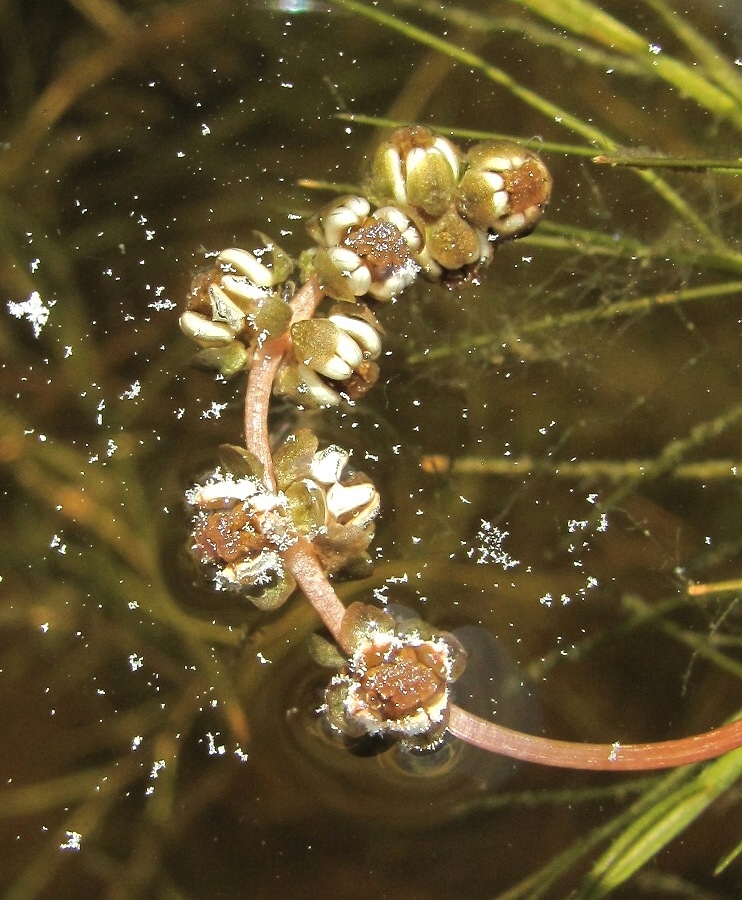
[255,612,540,828]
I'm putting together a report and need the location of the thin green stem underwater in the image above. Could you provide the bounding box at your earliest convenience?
[325,0,729,246]
[408,280,742,365]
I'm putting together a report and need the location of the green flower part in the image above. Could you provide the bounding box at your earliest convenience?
[367,125,461,217]
[275,305,383,408]
[423,205,492,274]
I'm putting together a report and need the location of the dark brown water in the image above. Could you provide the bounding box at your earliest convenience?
[2,1,742,897]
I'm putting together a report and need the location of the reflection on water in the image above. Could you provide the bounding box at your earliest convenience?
[251,0,333,12]
[2,0,742,897]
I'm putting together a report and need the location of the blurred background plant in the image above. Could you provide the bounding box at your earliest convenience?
[1,0,742,897]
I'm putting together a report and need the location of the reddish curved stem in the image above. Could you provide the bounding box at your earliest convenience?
[448,704,742,770]
[242,274,348,640]
[244,274,324,492]
[245,335,288,492]
[282,539,347,648]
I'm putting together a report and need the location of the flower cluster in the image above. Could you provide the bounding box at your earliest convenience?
[322,602,467,748]
[179,126,551,392]
[187,431,379,608]
[176,123,742,775]
[179,240,293,378]
[274,302,384,407]
[179,124,551,748]
[303,195,422,301]
[303,124,552,293]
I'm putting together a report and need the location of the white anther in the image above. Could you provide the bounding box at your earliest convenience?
[334,330,364,369]
[315,354,354,381]
[222,548,284,587]
[328,314,382,359]
[381,146,406,206]
[220,275,272,304]
[310,445,350,485]
[432,136,461,179]
[327,246,363,272]
[179,310,236,347]
[326,481,377,523]
[373,205,407,230]
[484,152,524,172]
[219,248,275,287]
[412,245,443,281]
[346,265,373,297]
[480,171,506,192]
[191,476,262,507]
[497,211,528,237]
[326,247,373,296]
[475,228,494,264]
[405,146,427,180]
[491,189,510,217]
[368,259,420,301]
[323,197,370,246]
[294,364,342,408]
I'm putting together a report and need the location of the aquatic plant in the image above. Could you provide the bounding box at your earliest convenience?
[3,1,742,897]
[180,123,742,771]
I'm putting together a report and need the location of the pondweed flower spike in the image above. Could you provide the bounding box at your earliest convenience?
[180,125,742,770]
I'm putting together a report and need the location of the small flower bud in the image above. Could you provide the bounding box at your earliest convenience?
[305,195,421,303]
[367,125,461,217]
[341,217,420,302]
[181,236,294,368]
[456,140,552,238]
[285,310,383,404]
[187,469,297,609]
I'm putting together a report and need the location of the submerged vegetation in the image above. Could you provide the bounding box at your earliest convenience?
[1,0,742,897]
